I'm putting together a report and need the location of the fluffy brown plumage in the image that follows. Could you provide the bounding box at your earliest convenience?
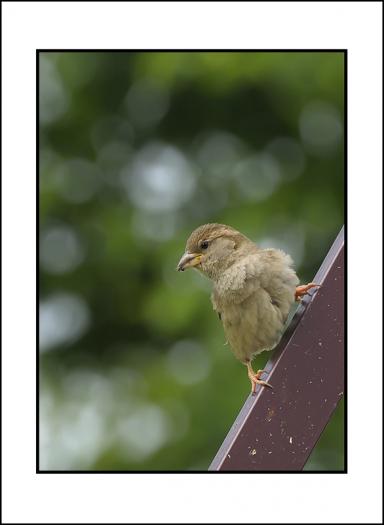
[177,223,318,393]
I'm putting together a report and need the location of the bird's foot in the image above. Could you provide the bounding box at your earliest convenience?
[295,282,321,301]
[247,365,273,395]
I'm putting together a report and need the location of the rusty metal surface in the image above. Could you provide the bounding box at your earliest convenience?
[209,227,345,471]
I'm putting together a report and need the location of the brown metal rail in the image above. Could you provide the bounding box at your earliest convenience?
[209,227,345,471]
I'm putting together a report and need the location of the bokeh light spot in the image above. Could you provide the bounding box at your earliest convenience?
[266,137,306,181]
[40,293,91,352]
[121,143,196,212]
[234,153,281,201]
[40,392,105,470]
[39,55,69,125]
[166,340,212,385]
[299,101,342,156]
[40,225,85,274]
[53,158,101,203]
[258,223,306,269]
[131,210,178,242]
[116,404,171,461]
[124,78,170,129]
[195,130,246,181]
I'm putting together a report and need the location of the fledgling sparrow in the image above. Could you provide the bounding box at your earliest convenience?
[177,223,318,394]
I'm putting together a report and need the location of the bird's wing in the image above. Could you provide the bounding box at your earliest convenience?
[218,249,299,311]
[254,249,299,321]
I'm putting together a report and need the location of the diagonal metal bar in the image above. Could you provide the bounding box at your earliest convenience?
[209,227,345,471]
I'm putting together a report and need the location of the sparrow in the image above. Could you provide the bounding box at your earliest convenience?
[177,223,319,394]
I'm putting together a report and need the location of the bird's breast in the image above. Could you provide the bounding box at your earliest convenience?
[218,288,286,363]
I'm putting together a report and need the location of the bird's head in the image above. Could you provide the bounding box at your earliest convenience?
[177,223,252,279]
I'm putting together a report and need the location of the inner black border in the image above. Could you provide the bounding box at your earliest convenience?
[36,49,347,474]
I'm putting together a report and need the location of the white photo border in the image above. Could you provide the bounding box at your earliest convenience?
[2,1,382,524]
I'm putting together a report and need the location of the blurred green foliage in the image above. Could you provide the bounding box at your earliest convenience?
[39,51,344,471]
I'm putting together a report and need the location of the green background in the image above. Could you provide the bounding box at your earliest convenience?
[39,51,344,471]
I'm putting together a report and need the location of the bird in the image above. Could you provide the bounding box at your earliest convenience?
[177,223,319,394]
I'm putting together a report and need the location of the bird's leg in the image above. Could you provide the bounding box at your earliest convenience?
[295,282,321,301]
[246,361,273,394]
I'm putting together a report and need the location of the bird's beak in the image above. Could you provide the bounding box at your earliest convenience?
[177,252,202,272]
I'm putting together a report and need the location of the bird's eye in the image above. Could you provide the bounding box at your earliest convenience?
[200,241,209,250]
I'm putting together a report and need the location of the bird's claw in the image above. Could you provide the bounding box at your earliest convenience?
[250,379,273,395]
[295,282,321,301]
[248,368,273,394]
